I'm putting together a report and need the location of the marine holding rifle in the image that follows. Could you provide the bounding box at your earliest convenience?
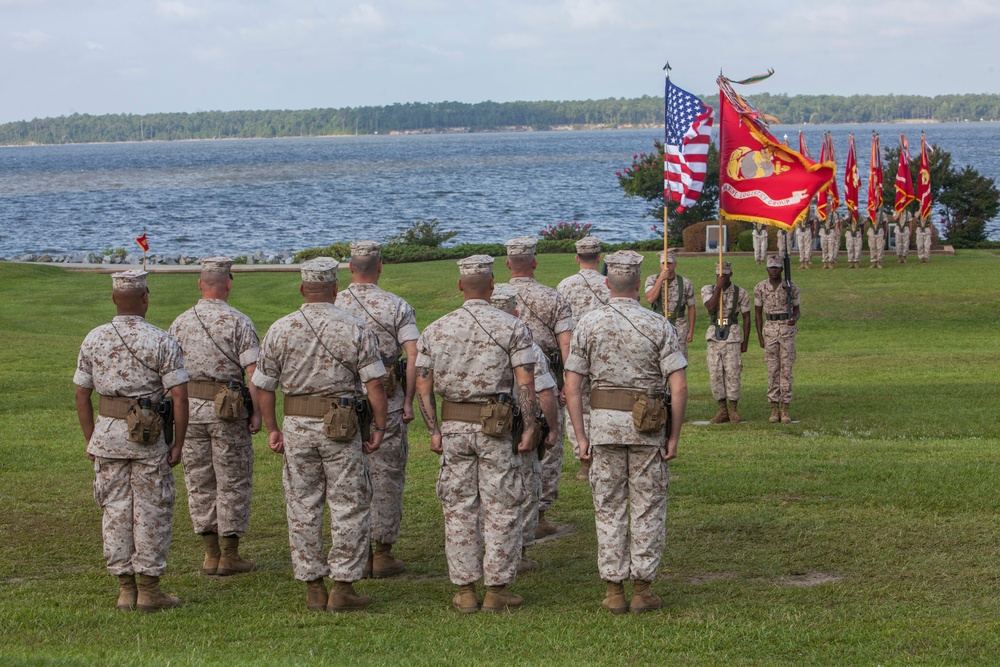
[336,240,420,580]
[251,257,388,613]
[74,270,190,612]
[169,256,261,578]
[415,255,538,614]
[701,261,751,424]
[564,250,688,614]
[754,255,801,424]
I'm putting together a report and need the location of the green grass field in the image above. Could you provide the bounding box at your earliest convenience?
[1,251,999,666]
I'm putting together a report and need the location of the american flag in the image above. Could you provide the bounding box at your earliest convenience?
[664,78,714,213]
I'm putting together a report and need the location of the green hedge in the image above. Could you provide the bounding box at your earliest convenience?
[737,230,754,252]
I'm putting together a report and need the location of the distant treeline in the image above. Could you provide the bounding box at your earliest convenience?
[2,94,999,145]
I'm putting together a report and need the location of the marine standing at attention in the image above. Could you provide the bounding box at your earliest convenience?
[491,284,560,575]
[565,250,688,614]
[555,236,609,482]
[169,257,260,578]
[252,257,388,613]
[845,211,864,269]
[701,261,751,424]
[504,236,574,538]
[752,223,769,264]
[74,270,189,612]
[336,240,419,579]
[868,208,888,269]
[797,203,818,269]
[894,209,913,264]
[915,212,933,263]
[819,209,842,269]
[754,255,801,424]
[643,248,696,360]
[415,255,538,614]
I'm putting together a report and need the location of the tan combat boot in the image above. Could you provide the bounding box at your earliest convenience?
[629,580,663,613]
[306,578,327,611]
[136,575,180,612]
[576,458,591,481]
[517,547,540,574]
[117,574,137,611]
[535,511,557,538]
[708,400,729,424]
[780,403,792,423]
[602,581,628,615]
[327,581,371,612]
[481,585,523,612]
[769,402,781,423]
[372,541,405,578]
[201,532,221,575]
[728,401,740,424]
[452,583,479,614]
[216,535,256,576]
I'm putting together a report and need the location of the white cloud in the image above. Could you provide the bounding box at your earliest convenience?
[340,4,385,30]
[562,0,621,29]
[10,28,51,50]
[85,41,104,51]
[155,1,205,22]
[193,46,227,63]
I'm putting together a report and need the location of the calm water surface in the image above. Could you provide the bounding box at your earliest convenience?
[1,123,998,257]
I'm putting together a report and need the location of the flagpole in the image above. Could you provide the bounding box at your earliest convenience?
[662,63,671,315]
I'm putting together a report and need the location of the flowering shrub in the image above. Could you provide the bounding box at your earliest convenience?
[539,221,593,241]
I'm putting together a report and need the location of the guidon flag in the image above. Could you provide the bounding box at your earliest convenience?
[716,74,835,231]
[135,232,150,252]
[816,132,840,220]
[663,76,715,213]
[916,133,933,221]
[844,134,861,226]
[866,133,884,223]
[894,134,916,213]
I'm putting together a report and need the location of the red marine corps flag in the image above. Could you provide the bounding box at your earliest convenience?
[916,133,933,220]
[816,133,840,220]
[135,232,150,252]
[844,134,861,226]
[894,134,915,213]
[717,73,835,231]
[866,132,884,222]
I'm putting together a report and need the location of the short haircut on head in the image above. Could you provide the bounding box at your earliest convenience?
[577,251,600,263]
[200,271,230,290]
[461,272,493,293]
[301,281,336,296]
[506,254,534,273]
[607,272,639,293]
[350,254,380,276]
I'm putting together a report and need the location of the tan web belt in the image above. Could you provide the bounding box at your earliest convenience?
[98,395,158,419]
[440,400,486,423]
[187,380,229,401]
[283,394,355,418]
[590,388,661,412]
[765,313,790,321]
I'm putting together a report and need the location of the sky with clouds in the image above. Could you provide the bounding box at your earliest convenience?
[2,0,998,123]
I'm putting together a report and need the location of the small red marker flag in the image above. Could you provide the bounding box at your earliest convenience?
[135,232,150,252]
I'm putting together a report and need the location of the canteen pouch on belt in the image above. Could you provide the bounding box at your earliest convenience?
[215,382,248,422]
[481,396,515,438]
[322,401,359,442]
[632,392,668,434]
[125,399,163,445]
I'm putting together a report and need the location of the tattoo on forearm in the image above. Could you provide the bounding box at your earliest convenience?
[516,382,537,431]
[418,393,438,434]
[522,363,535,374]
[418,366,430,379]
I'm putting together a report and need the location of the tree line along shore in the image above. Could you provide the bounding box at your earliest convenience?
[3,94,1000,146]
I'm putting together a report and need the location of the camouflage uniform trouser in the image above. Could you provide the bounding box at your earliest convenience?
[281,417,371,583]
[752,231,768,262]
[706,340,743,401]
[183,419,253,537]
[916,227,932,261]
[589,444,668,583]
[820,230,839,263]
[671,319,690,361]
[369,409,407,545]
[868,229,885,264]
[895,228,910,258]
[93,455,175,577]
[763,322,797,404]
[797,229,813,263]
[437,428,524,586]
[846,232,863,263]
[776,231,793,257]
[519,446,543,548]
[539,408,564,513]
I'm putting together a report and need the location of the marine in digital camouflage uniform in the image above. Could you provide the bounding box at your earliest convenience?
[491,284,559,575]
[868,209,889,268]
[643,249,696,360]
[894,209,913,263]
[701,262,751,424]
[74,270,190,612]
[915,214,933,263]
[776,228,794,258]
[336,240,420,579]
[504,236,574,539]
[565,250,688,614]
[845,214,864,268]
[797,203,818,269]
[555,236,608,481]
[169,257,260,577]
[415,255,538,614]
[252,257,388,613]
[819,210,842,269]
[752,223,769,264]
[754,255,801,424]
